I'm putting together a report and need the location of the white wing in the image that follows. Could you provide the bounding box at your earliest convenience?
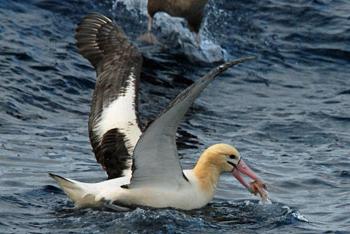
[130,57,255,188]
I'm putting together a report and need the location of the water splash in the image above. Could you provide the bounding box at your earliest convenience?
[282,205,309,223]
[259,195,272,205]
[112,0,147,14]
[112,0,228,63]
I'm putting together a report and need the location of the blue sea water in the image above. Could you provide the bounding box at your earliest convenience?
[0,0,349,233]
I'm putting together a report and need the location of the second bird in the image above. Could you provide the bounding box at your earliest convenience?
[146,0,208,44]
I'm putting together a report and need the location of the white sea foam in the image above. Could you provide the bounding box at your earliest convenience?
[112,0,228,63]
[112,0,147,14]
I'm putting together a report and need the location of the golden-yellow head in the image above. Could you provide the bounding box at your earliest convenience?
[194,143,267,198]
[198,143,241,173]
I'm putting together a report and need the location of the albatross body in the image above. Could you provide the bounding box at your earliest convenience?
[51,144,261,210]
[141,0,208,44]
[50,13,267,211]
[147,0,208,34]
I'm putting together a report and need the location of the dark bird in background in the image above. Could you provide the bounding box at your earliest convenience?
[141,0,208,45]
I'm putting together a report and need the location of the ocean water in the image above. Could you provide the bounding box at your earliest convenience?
[0,0,349,233]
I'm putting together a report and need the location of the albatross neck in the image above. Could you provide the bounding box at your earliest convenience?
[193,156,221,194]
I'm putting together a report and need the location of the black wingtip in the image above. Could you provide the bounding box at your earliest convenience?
[217,56,256,73]
[80,12,112,25]
[75,13,117,68]
[48,172,69,182]
[202,56,256,83]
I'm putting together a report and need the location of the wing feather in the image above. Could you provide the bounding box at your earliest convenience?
[75,13,142,179]
[130,57,255,188]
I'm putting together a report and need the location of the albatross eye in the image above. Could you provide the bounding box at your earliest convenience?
[229,155,236,159]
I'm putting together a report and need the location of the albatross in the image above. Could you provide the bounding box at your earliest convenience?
[49,13,267,211]
[141,0,208,44]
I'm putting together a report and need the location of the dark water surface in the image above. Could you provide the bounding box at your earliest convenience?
[1,0,350,233]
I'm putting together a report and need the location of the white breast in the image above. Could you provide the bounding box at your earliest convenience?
[99,170,214,210]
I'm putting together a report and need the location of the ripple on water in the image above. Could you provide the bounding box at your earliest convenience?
[1,0,350,233]
[0,185,310,233]
[49,182,311,232]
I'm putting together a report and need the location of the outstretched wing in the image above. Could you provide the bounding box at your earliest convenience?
[130,57,255,188]
[75,13,142,179]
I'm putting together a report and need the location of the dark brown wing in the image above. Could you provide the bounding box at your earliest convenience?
[75,13,142,179]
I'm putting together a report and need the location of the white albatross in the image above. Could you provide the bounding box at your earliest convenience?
[49,13,267,211]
